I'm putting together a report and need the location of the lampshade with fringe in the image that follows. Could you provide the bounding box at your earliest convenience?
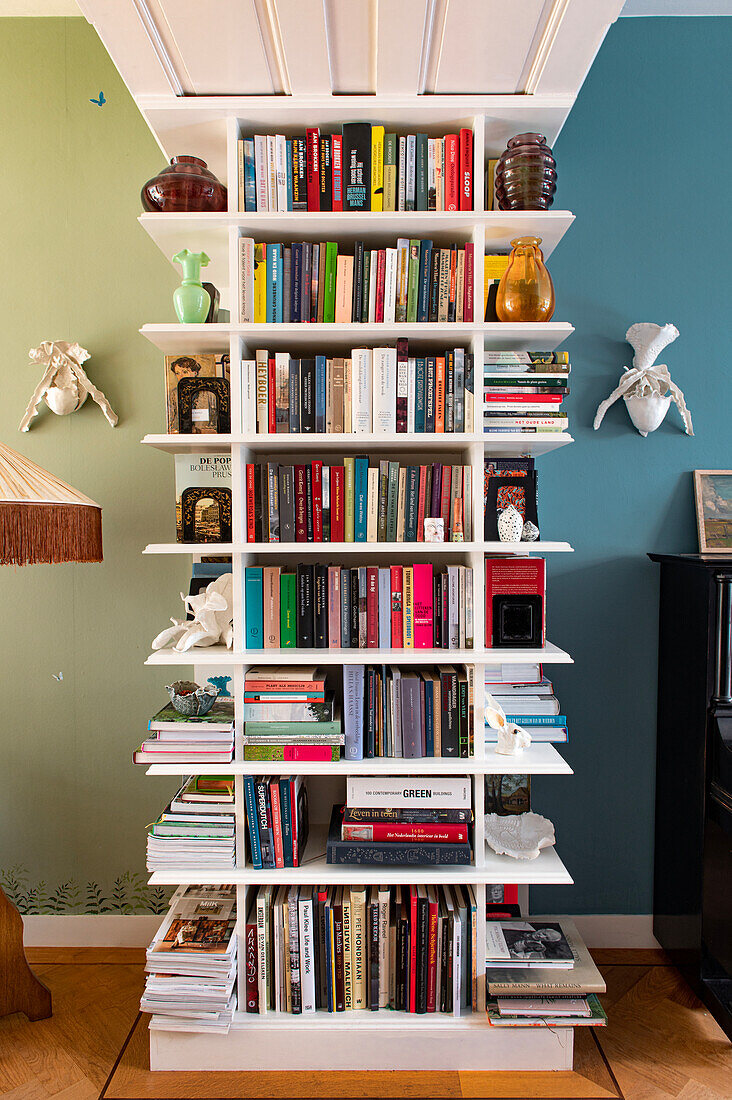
[0,442,102,565]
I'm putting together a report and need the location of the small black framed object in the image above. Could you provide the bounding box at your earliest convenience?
[492,594,543,647]
[177,376,231,434]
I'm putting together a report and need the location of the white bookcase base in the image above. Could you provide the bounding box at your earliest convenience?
[149,1020,573,1072]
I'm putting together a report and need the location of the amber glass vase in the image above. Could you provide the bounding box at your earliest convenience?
[496,236,555,322]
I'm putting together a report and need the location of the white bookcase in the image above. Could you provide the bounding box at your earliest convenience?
[139,96,577,1072]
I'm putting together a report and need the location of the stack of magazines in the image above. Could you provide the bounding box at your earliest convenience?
[142,885,237,1033]
[146,777,236,871]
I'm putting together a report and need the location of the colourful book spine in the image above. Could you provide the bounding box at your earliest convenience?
[464,243,474,323]
[331,466,345,541]
[245,567,264,649]
[415,134,428,211]
[444,134,459,211]
[459,128,473,211]
[323,242,338,323]
[412,563,433,648]
[246,463,256,542]
[243,775,262,869]
[280,571,297,647]
[306,127,320,211]
[366,566,379,647]
[253,243,266,322]
[244,745,340,761]
[435,358,446,433]
[403,566,414,649]
[370,125,384,212]
[332,134,343,211]
[344,457,355,542]
[312,461,323,541]
[327,566,341,648]
[354,457,369,542]
[390,566,403,648]
[383,133,397,211]
[407,240,420,323]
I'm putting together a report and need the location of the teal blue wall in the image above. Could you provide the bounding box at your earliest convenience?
[534,16,732,913]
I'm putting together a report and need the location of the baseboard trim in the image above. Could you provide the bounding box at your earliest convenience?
[21,912,661,949]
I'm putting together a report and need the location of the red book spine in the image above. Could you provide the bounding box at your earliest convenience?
[366,566,379,647]
[312,461,323,541]
[459,127,473,211]
[426,895,439,1012]
[375,249,386,323]
[267,359,276,434]
[396,337,408,432]
[409,887,418,1012]
[464,242,474,322]
[246,463,256,543]
[269,779,284,868]
[306,128,320,211]
[390,566,403,648]
[444,134,459,211]
[440,465,452,530]
[502,885,519,905]
[331,466,345,540]
[341,822,469,842]
[331,133,343,211]
[416,465,428,542]
[294,464,308,542]
[245,920,258,1012]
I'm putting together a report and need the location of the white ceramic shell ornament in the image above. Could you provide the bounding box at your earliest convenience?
[593,323,693,437]
[19,341,118,431]
[522,520,540,542]
[497,505,524,543]
[152,573,234,653]
[485,692,532,756]
[484,812,556,860]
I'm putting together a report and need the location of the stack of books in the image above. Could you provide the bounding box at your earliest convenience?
[133,698,234,765]
[237,125,473,213]
[242,774,309,868]
[238,237,474,324]
[485,919,606,1028]
[244,562,474,651]
[247,458,473,544]
[245,342,474,435]
[326,776,473,867]
[485,673,568,745]
[483,352,571,436]
[343,664,474,759]
[146,778,236,871]
[242,666,343,762]
[244,882,478,1015]
[142,885,238,1034]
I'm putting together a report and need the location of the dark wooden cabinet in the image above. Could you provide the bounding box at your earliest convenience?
[649,553,732,1039]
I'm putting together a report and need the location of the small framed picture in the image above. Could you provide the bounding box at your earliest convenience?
[693,471,732,553]
[424,517,445,543]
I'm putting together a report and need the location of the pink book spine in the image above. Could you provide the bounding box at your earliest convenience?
[283,745,336,761]
[328,565,341,648]
[412,562,434,649]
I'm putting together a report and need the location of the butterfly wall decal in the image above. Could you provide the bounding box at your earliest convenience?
[90,91,106,106]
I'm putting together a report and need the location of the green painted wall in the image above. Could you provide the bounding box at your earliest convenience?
[0,18,185,912]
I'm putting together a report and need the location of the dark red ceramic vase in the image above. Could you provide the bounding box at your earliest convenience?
[494,133,557,211]
[141,155,227,213]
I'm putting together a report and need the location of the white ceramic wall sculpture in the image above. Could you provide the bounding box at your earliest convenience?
[19,342,119,431]
[593,323,693,437]
[484,812,556,860]
[485,691,532,756]
[152,573,234,653]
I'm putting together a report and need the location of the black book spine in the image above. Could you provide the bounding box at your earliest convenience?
[254,779,274,868]
[327,839,471,866]
[343,807,472,825]
[447,243,458,322]
[279,465,295,542]
[314,564,328,648]
[352,240,364,322]
[396,912,408,1010]
[369,900,379,1009]
[342,122,371,212]
[296,563,314,648]
[305,465,314,542]
[428,248,441,322]
[350,568,359,649]
[291,243,302,323]
[440,670,459,757]
[319,135,332,211]
[340,567,351,648]
[458,676,469,758]
[300,359,315,433]
[416,896,428,1013]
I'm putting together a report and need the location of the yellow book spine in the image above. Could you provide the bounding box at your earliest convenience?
[403,566,414,648]
[370,125,384,212]
[254,243,266,323]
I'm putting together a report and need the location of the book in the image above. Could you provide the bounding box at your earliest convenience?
[345,776,470,808]
[485,921,574,967]
[486,994,606,1028]
[148,700,234,732]
[485,920,606,995]
[326,805,471,866]
[342,123,371,211]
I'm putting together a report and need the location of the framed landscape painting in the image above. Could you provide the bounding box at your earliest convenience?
[694,471,732,553]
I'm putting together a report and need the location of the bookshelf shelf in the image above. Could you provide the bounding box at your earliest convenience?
[143,541,573,556]
[145,641,573,667]
[142,432,575,457]
[140,321,575,354]
[144,744,572,777]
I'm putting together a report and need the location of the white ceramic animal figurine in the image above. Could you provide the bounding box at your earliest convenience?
[19,341,118,431]
[593,323,693,437]
[485,692,532,755]
[152,573,234,653]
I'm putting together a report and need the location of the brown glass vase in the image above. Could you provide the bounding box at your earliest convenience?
[494,133,557,211]
[141,156,227,213]
[496,237,555,322]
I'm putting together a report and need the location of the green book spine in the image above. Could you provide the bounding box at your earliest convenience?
[324,242,338,323]
[415,134,428,211]
[383,133,397,212]
[244,744,341,761]
[280,571,297,648]
[386,461,399,542]
[244,718,341,737]
[344,456,355,543]
[407,239,420,323]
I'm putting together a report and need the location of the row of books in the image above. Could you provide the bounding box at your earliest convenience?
[244,459,473,545]
[237,125,473,214]
[238,237,475,324]
[244,881,478,1015]
[243,776,310,869]
[146,777,235,871]
[243,666,342,762]
[142,885,237,1034]
[134,697,234,765]
[484,676,568,744]
[245,563,474,651]
[483,349,571,435]
[327,776,472,867]
[245,343,475,435]
[342,664,474,760]
[483,919,607,1029]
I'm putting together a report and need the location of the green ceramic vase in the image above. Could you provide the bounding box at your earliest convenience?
[172,249,211,323]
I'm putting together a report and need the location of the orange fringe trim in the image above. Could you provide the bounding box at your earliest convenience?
[0,502,102,565]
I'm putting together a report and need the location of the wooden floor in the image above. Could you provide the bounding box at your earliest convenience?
[0,949,730,1100]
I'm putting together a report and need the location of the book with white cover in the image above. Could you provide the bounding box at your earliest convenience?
[298,887,317,1013]
[383,249,398,324]
[491,696,560,715]
[254,135,268,211]
[485,921,574,968]
[372,347,397,433]
[485,919,606,995]
[497,996,590,1017]
[352,348,372,432]
[345,775,471,809]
